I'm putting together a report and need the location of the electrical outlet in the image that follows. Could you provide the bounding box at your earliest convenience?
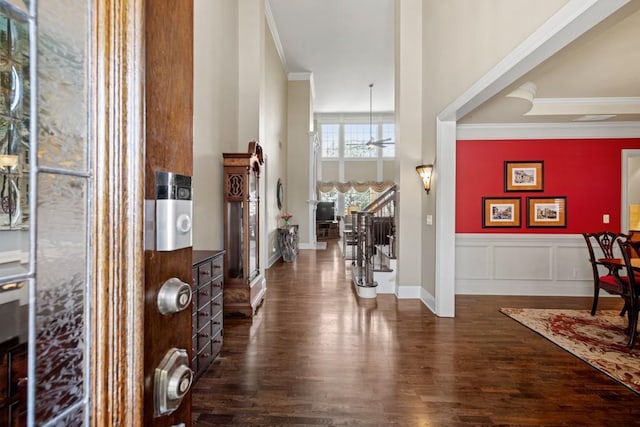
[426,215,433,225]
[603,214,610,224]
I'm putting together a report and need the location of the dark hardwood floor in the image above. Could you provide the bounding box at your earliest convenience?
[192,240,640,426]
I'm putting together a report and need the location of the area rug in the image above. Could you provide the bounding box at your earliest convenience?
[500,308,640,394]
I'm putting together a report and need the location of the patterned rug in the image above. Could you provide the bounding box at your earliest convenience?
[500,308,640,394]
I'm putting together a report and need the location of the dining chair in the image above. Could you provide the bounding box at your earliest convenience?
[583,231,629,316]
[617,239,640,348]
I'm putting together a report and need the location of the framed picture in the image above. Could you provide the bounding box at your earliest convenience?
[527,196,567,228]
[482,197,521,228]
[504,161,544,192]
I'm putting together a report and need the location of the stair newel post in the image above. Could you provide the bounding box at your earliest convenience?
[363,211,375,286]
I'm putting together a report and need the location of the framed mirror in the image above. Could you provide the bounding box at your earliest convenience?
[276,178,283,210]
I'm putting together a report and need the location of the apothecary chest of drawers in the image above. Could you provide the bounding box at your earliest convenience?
[192,250,225,381]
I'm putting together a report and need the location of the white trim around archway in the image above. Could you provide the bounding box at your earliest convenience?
[433,0,631,317]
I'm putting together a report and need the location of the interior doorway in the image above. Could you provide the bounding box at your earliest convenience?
[622,149,640,233]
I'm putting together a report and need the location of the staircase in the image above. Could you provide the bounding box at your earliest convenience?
[350,184,398,298]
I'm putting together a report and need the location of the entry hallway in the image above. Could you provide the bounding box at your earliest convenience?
[192,241,640,426]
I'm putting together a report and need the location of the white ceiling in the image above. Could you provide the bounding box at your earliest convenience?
[268,0,640,123]
[460,1,640,124]
[268,0,395,114]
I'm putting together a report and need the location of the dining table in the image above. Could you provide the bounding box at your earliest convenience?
[598,257,640,271]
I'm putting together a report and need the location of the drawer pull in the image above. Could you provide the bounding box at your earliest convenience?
[200,270,210,277]
[198,332,210,338]
[212,320,221,325]
[198,353,211,358]
[213,302,221,306]
[212,283,222,288]
[198,312,210,317]
[17,377,28,388]
[212,339,221,344]
[199,290,209,297]
[213,264,222,270]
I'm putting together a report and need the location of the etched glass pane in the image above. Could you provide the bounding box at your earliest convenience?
[37,0,88,171]
[0,11,30,278]
[35,172,87,423]
[45,404,85,427]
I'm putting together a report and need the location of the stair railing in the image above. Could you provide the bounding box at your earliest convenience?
[352,185,398,289]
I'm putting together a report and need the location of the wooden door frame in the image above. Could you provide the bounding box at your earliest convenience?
[621,149,640,234]
[91,0,145,425]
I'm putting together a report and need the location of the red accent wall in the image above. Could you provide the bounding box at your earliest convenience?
[456,138,640,233]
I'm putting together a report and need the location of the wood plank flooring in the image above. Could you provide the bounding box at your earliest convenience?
[192,240,640,426]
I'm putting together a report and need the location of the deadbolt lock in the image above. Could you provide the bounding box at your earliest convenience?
[157,278,192,315]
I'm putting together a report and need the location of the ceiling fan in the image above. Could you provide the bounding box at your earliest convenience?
[348,83,394,148]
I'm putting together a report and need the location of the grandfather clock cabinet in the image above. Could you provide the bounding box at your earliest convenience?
[222,142,266,317]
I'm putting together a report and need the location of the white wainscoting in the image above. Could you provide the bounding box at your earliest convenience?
[456,233,595,296]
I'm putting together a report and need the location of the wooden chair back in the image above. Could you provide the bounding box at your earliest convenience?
[617,238,640,348]
[583,231,628,274]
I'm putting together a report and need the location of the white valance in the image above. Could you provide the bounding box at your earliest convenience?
[317,180,395,194]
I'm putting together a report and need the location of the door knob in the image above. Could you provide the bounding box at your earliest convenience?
[154,348,193,417]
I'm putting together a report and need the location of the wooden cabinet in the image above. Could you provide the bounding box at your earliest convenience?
[222,142,266,317]
[0,337,27,426]
[192,250,225,381]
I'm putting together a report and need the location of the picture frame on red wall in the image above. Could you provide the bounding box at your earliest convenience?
[527,196,567,228]
[504,161,544,192]
[482,197,521,228]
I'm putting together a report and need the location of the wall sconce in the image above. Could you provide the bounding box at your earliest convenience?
[415,164,433,194]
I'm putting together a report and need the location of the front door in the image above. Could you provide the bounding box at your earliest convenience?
[142,1,194,425]
[90,0,194,425]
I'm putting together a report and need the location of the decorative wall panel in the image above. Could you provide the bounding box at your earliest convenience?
[494,246,552,280]
[456,234,594,296]
[454,245,490,280]
[556,245,593,281]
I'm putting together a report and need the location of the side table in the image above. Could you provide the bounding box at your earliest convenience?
[278,224,298,262]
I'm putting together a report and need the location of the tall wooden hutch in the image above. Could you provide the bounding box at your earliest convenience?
[222,142,265,317]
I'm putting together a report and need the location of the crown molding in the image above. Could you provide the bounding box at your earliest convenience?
[526,96,640,116]
[457,121,640,140]
[265,0,287,71]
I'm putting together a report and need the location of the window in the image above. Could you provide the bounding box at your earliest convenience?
[382,123,395,158]
[320,124,339,158]
[319,188,338,205]
[344,188,378,213]
[318,119,395,160]
[344,123,377,158]
[316,114,395,216]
